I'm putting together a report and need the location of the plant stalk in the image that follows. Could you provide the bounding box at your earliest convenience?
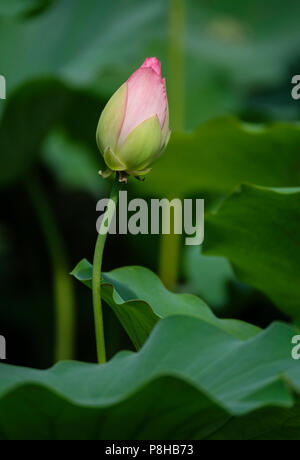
[26,175,75,362]
[92,175,123,364]
[168,0,185,131]
[159,0,186,290]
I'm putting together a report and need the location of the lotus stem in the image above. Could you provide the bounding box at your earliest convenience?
[92,174,123,364]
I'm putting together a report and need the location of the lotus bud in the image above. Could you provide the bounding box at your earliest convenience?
[96,57,171,181]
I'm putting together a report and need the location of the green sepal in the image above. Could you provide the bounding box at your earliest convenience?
[103,147,126,171]
[96,83,127,154]
[129,167,152,177]
[99,168,114,179]
[118,115,162,172]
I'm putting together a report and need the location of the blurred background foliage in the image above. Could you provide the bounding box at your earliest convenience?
[0,0,299,368]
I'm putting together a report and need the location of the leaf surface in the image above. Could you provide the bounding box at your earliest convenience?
[0,317,299,439]
[138,118,300,196]
[72,260,260,348]
[204,185,300,318]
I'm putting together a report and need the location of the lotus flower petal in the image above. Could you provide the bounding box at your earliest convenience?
[118,58,167,147]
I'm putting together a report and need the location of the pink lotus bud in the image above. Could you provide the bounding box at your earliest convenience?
[96,57,171,180]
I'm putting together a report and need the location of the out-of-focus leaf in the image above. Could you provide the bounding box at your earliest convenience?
[0,0,51,17]
[204,184,300,318]
[1,1,300,127]
[71,259,260,348]
[188,0,300,87]
[0,0,165,100]
[42,129,105,196]
[0,79,69,187]
[138,118,300,197]
[183,246,234,309]
[0,317,299,439]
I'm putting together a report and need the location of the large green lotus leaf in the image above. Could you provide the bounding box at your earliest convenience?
[40,116,300,199]
[204,185,300,318]
[71,260,260,349]
[1,1,300,127]
[138,118,300,197]
[0,317,299,439]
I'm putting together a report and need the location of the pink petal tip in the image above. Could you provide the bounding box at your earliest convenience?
[118,57,167,147]
[141,57,162,76]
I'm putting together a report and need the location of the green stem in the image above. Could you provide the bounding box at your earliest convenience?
[92,175,123,364]
[168,0,186,131]
[159,0,186,290]
[26,175,75,362]
[159,229,181,291]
